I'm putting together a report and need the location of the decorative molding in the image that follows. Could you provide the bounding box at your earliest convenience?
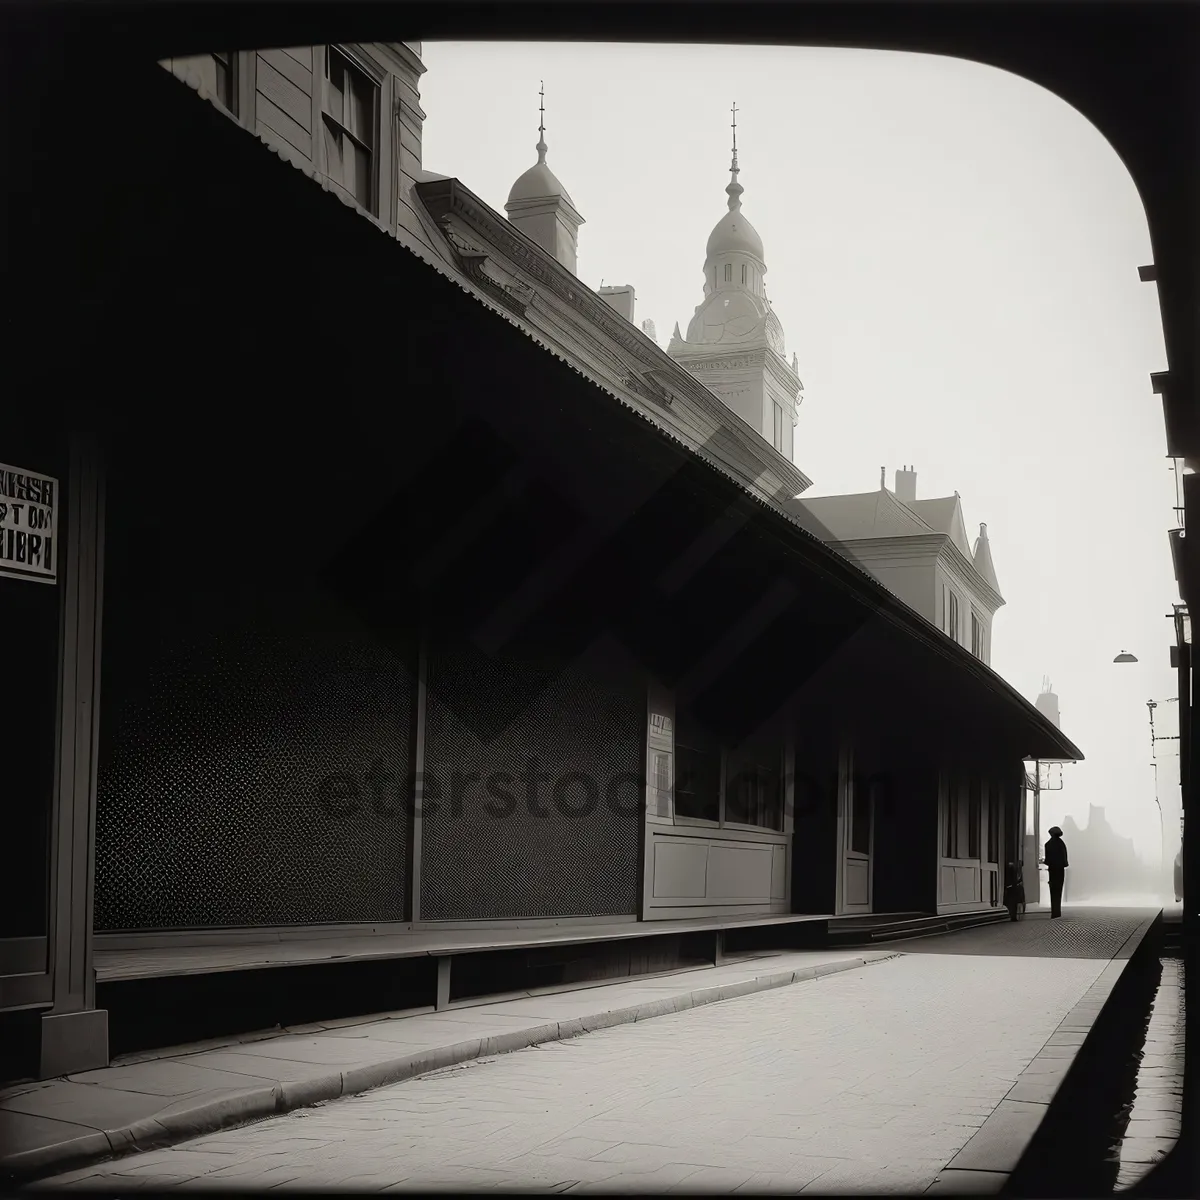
[440,223,533,317]
[381,40,428,80]
[623,370,674,409]
[686,355,762,372]
[824,530,1004,613]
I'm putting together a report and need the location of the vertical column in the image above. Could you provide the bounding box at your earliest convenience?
[407,630,428,924]
[41,432,109,1078]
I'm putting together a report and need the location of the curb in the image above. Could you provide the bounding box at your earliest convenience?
[4,952,897,1183]
[924,912,1162,1196]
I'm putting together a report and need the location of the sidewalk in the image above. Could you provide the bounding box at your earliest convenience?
[1,947,896,1182]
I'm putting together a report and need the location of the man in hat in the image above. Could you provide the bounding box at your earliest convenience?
[1042,826,1069,918]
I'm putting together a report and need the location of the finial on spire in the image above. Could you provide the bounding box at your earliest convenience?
[880,466,886,490]
[536,80,547,164]
[726,101,744,212]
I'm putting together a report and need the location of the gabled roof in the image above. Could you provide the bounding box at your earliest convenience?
[908,495,973,559]
[790,488,936,541]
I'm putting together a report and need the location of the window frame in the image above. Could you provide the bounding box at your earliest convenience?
[987,782,1001,864]
[672,725,786,834]
[772,401,785,452]
[212,50,237,114]
[948,590,960,644]
[319,43,384,216]
[943,768,958,857]
[967,774,982,859]
[970,610,985,659]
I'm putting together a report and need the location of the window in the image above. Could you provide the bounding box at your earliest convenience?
[948,591,960,643]
[987,784,1001,864]
[849,774,872,854]
[211,51,236,113]
[971,613,984,659]
[674,715,721,822]
[967,775,982,859]
[943,770,958,857]
[323,47,378,214]
[772,401,785,452]
[726,742,784,831]
[741,264,748,285]
[724,263,732,282]
[168,53,237,113]
[674,714,785,831]
[652,751,672,819]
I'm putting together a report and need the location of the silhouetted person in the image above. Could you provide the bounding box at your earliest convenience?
[1043,826,1069,918]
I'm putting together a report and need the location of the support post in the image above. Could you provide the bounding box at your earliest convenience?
[408,629,427,924]
[713,929,727,966]
[435,955,451,1011]
[41,431,108,1078]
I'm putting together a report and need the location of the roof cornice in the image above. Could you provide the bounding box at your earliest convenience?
[830,530,1005,611]
[384,40,426,79]
[826,533,947,562]
[939,535,1006,610]
[414,176,812,497]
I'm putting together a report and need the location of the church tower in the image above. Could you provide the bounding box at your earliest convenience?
[504,83,585,274]
[669,104,803,463]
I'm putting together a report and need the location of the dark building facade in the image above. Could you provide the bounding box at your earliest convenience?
[0,44,1081,1082]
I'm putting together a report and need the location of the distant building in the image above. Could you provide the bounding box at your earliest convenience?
[788,467,1003,665]
[1059,806,1158,901]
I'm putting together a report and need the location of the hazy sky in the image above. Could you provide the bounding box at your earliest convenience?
[420,41,1182,869]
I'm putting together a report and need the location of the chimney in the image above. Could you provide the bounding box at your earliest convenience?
[1035,686,1061,729]
[895,465,917,504]
[598,285,636,324]
[641,318,658,343]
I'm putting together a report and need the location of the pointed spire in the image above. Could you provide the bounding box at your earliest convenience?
[972,521,1001,593]
[726,101,744,212]
[673,320,682,341]
[536,80,548,164]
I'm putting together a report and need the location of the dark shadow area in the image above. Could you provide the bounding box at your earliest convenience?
[97,957,437,1058]
[448,932,716,1002]
[1005,923,1163,1197]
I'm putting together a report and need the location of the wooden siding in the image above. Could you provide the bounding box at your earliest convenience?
[256,48,314,159]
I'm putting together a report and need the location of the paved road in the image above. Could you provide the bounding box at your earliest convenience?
[41,947,1117,1194]
[894,907,1152,959]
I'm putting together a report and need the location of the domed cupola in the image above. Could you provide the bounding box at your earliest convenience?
[504,82,585,274]
[705,131,765,264]
[668,103,805,467]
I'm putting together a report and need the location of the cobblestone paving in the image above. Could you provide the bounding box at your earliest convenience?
[39,952,1111,1194]
[898,907,1150,959]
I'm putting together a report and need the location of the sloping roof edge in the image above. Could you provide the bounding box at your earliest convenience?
[171,71,1079,764]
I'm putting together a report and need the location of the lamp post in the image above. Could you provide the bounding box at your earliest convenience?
[1114,652,1178,897]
